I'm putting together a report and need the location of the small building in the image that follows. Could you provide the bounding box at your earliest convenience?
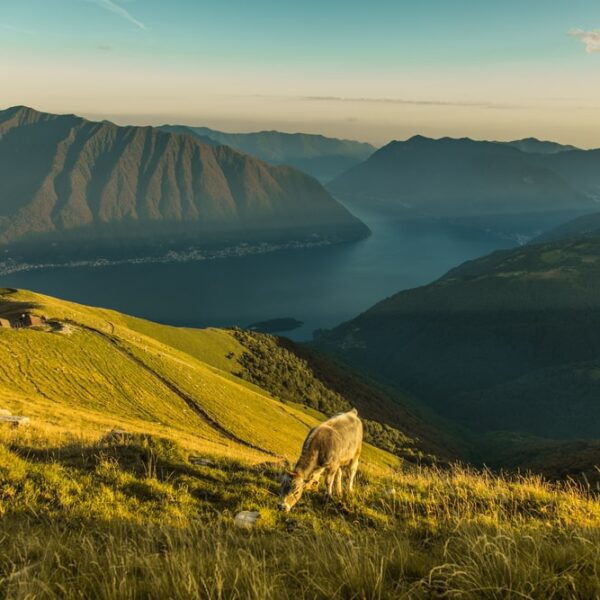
[20,313,46,327]
[0,318,11,329]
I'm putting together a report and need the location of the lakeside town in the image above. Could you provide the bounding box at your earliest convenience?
[0,237,335,277]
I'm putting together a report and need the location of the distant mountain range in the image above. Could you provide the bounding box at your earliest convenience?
[502,137,579,155]
[0,106,368,252]
[159,124,376,182]
[328,135,598,217]
[316,234,600,440]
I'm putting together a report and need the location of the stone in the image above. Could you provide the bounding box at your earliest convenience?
[0,415,30,428]
[101,428,134,444]
[234,511,261,529]
[190,456,215,467]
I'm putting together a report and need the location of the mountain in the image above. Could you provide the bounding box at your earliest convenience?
[541,148,600,202]
[316,234,600,440]
[535,211,600,243]
[503,137,579,155]
[0,106,368,252]
[327,135,593,217]
[159,124,376,182]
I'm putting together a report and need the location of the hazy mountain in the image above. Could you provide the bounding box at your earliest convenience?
[159,124,376,182]
[541,148,600,202]
[316,235,600,439]
[328,135,592,217]
[503,137,579,155]
[0,106,368,250]
[535,210,600,243]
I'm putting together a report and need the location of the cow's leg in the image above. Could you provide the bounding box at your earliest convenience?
[334,468,343,496]
[347,457,359,493]
[325,468,336,497]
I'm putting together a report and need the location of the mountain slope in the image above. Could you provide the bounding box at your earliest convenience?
[327,135,590,217]
[159,124,376,182]
[503,138,579,155]
[0,106,368,249]
[0,287,461,474]
[541,148,600,202]
[535,210,600,243]
[316,235,600,439]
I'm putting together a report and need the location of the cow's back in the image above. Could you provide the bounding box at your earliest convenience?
[311,409,362,466]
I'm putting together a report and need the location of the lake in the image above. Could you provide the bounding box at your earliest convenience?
[0,209,571,340]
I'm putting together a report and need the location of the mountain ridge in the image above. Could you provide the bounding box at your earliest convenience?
[0,106,368,249]
[159,123,376,182]
[327,134,595,217]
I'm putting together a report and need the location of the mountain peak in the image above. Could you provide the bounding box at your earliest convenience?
[405,134,433,144]
[0,107,368,248]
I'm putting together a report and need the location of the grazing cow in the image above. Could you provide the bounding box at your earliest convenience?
[278,408,363,512]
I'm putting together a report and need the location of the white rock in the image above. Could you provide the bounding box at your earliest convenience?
[190,457,215,467]
[0,415,30,428]
[234,511,261,529]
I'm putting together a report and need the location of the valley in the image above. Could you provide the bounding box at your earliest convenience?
[0,207,568,340]
[6,1,600,596]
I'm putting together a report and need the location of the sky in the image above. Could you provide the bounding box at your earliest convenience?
[1,0,599,147]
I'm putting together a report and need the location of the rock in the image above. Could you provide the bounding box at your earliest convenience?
[190,457,215,467]
[0,409,12,417]
[234,511,261,529]
[101,428,134,444]
[0,415,30,428]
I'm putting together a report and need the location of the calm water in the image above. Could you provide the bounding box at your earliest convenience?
[0,209,567,340]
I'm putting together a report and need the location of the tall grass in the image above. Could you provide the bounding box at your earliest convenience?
[2,517,600,599]
[3,435,600,599]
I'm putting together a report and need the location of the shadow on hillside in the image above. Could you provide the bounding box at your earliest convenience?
[4,432,288,503]
[7,434,197,480]
[0,288,40,320]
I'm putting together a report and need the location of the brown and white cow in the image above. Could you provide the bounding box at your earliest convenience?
[278,408,363,512]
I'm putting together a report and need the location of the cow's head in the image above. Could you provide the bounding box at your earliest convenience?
[278,471,305,512]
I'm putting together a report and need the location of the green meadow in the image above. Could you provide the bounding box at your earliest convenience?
[2,288,600,598]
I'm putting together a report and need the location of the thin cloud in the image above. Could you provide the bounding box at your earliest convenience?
[87,0,147,31]
[568,28,600,54]
[301,96,516,110]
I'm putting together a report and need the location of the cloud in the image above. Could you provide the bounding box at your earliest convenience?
[301,96,515,109]
[568,28,600,54]
[86,0,147,31]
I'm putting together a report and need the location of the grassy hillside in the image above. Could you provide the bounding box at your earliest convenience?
[317,236,600,443]
[3,288,600,596]
[4,442,600,598]
[0,287,399,472]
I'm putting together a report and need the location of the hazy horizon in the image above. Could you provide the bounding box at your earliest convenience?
[2,0,600,147]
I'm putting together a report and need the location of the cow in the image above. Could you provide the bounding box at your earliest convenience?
[278,408,363,512]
